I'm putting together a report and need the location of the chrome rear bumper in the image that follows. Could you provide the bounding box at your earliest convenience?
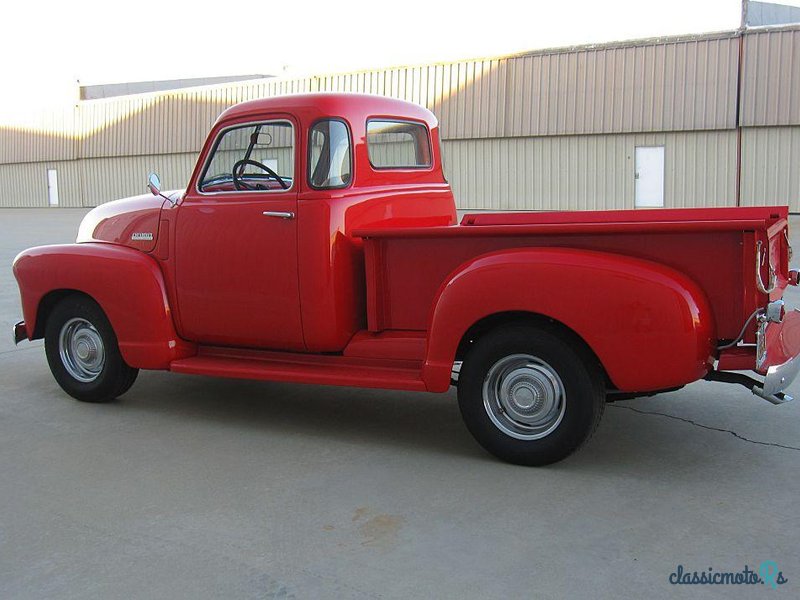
[756,353,800,404]
[13,321,27,345]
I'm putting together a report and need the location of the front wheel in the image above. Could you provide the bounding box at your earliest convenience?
[457,324,605,466]
[44,295,139,403]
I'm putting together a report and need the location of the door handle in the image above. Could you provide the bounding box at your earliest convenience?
[262,211,295,219]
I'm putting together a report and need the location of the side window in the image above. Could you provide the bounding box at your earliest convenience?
[366,120,431,169]
[199,121,294,192]
[308,120,352,189]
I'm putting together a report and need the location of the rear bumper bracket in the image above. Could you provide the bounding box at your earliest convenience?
[704,369,794,405]
[13,321,27,345]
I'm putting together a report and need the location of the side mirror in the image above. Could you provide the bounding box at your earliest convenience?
[147,172,161,196]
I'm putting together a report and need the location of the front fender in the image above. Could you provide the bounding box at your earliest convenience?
[13,243,194,369]
[423,248,715,392]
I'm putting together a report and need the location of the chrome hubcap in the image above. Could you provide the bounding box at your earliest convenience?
[59,318,105,383]
[482,354,566,440]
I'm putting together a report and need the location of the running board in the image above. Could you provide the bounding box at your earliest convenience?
[170,346,427,391]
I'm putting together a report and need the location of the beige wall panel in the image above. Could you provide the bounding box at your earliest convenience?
[740,126,800,211]
[78,153,198,207]
[0,28,783,168]
[1,130,741,210]
[443,130,736,210]
[0,154,199,208]
[741,28,800,127]
[77,76,316,159]
[0,106,77,164]
[503,35,738,137]
[0,160,83,207]
[312,59,508,140]
[78,94,225,158]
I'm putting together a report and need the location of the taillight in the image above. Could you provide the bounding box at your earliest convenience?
[765,299,786,323]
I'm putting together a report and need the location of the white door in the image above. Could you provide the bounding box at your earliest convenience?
[634,146,665,208]
[47,169,59,206]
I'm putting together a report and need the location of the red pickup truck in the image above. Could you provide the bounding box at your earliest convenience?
[12,93,800,465]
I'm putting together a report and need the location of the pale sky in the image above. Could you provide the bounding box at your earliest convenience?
[0,0,792,123]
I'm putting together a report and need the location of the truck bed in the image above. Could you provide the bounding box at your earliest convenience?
[355,207,790,341]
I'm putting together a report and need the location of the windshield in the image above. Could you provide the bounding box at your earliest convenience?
[199,121,294,192]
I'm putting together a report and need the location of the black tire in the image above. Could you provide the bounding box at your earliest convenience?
[44,294,139,403]
[457,323,605,466]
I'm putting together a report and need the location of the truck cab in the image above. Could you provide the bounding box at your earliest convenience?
[13,93,800,466]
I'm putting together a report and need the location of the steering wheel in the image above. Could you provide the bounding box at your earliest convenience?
[232,159,288,191]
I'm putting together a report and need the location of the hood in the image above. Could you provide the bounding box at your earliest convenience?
[76,190,183,253]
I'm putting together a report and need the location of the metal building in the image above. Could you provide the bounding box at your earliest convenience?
[1,24,799,211]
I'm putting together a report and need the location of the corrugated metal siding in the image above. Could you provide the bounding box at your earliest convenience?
[740,126,800,210]
[0,106,77,164]
[0,153,197,208]
[79,153,197,206]
[0,29,748,169]
[503,35,739,137]
[0,130,744,210]
[0,160,83,207]
[443,130,737,210]
[740,28,800,127]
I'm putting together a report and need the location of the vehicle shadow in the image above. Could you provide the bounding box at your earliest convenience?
[122,371,484,461]
[107,371,787,478]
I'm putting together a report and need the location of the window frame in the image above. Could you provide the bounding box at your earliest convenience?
[306,117,354,191]
[365,118,433,171]
[196,118,296,196]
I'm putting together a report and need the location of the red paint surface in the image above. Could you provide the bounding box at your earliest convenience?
[418,248,715,392]
[76,193,166,252]
[13,243,195,368]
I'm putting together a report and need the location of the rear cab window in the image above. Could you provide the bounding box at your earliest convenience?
[366,120,431,169]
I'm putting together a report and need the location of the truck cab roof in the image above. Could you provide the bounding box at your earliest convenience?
[196,92,448,193]
[216,92,439,129]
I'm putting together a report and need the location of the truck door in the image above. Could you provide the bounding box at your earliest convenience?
[174,117,305,350]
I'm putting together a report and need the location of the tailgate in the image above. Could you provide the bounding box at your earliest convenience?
[716,207,800,403]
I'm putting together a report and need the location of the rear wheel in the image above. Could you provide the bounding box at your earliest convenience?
[44,295,138,403]
[457,324,605,466]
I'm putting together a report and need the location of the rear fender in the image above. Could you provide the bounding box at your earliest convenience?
[13,243,195,369]
[423,248,715,392]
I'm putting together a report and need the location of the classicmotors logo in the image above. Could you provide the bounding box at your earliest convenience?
[669,562,788,590]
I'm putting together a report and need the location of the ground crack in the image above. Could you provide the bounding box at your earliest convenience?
[610,404,800,452]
